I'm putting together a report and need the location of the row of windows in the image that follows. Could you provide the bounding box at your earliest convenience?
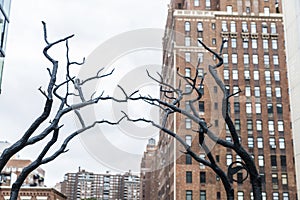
[223,69,281,82]
[223,53,279,65]
[185,190,289,200]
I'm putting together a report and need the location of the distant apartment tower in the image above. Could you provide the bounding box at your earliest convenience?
[60,168,140,200]
[283,0,300,196]
[140,0,297,199]
[0,0,11,93]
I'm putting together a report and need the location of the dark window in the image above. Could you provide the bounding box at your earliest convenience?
[186,190,192,200]
[237,173,243,184]
[200,190,206,200]
[267,104,273,114]
[260,173,265,183]
[199,101,205,112]
[271,155,277,167]
[217,192,221,200]
[234,102,240,113]
[216,155,220,162]
[214,102,218,110]
[186,154,192,164]
[186,171,192,183]
[277,104,283,114]
[200,172,206,183]
[281,155,286,167]
[214,86,218,93]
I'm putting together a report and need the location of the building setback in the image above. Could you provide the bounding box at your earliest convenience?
[140,0,297,199]
[60,168,140,200]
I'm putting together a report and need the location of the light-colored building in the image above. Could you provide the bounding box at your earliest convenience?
[283,0,300,196]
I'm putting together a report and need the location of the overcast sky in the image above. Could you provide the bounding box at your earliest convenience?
[0,0,169,186]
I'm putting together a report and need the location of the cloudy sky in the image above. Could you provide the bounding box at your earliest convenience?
[0,0,169,186]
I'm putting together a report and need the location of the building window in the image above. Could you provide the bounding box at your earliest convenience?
[243,39,249,48]
[224,69,229,80]
[274,71,280,81]
[283,192,289,200]
[248,137,254,148]
[185,37,191,46]
[262,22,268,33]
[198,37,203,47]
[199,101,205,112]
[212,38,216,45]
[247,120,253,131]
[282,174,288,185]
[243,54,249,64]
[253,54,258,64]
[273,192,279,200]
[251,22,256,33]
[271,23,277,34]
[281,155,287,167]
[265,71,271,84]
[186,154,192,164]
[271,155,277,168]
[223,54,228,64]
[198,68,204,77]
[222,21,228,32]
[252,39,258,49]
[235,119,240,130]
[245,86,251,97]
[186,171,192,183]
[244,70,250,80]
[262,192,267,200]
[185,84,192,93]
[226,154,232,166]
[232,54,238,64]
[232,69,238,80]
[279,138,285,149]
[242,21,248,32]
[200,190,206,200]
[268,120,275,134]
[227,5,233,14]
[254,87,260,97]
[273,55,279,65]
[269,137,276,149]
[263,39,269,49]
[246,103,252,114]
[194,0,200,7]
[246,7,250,13]
[258,155,264,167]
[197,22,203,32]
[272,40,278,49]
[231,38,237,48]
[185,68,191,77]
[267,103,273,114]
[278,121,284,132]
[185,22,191,32]
[237,191,244,200]
[197,53,204,64]
[233,86,239,96]
[272,174,279,189]
[234,102,240,113]
[186,190,192,200]
[205,0,211,9]
[186,135,192,145]
[217,192,221,200]
[185,52,191,62]
[199,154,205,169]
[264,55,270,67]
[277,103,283,114]
[257,137,263,149]
[230,21,236,32]
[253,70,259,80]
[275,87,281,98]
[256,120,262,131]
[255,103,261,114]
[200,172,206,183]
[264,7,270,16]
[266,87,272,97]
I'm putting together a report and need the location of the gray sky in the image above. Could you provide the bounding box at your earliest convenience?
[0,0,169,186]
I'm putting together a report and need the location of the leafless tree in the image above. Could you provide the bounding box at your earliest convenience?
[121,40,262,199]
[0,22,122,200]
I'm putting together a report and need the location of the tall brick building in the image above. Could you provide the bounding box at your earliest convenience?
[140,0,297,199]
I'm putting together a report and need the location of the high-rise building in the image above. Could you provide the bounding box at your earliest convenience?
[60,168,140,200]
[0,0,11,93]
[282,0,300,196]
[140,0,297,199]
